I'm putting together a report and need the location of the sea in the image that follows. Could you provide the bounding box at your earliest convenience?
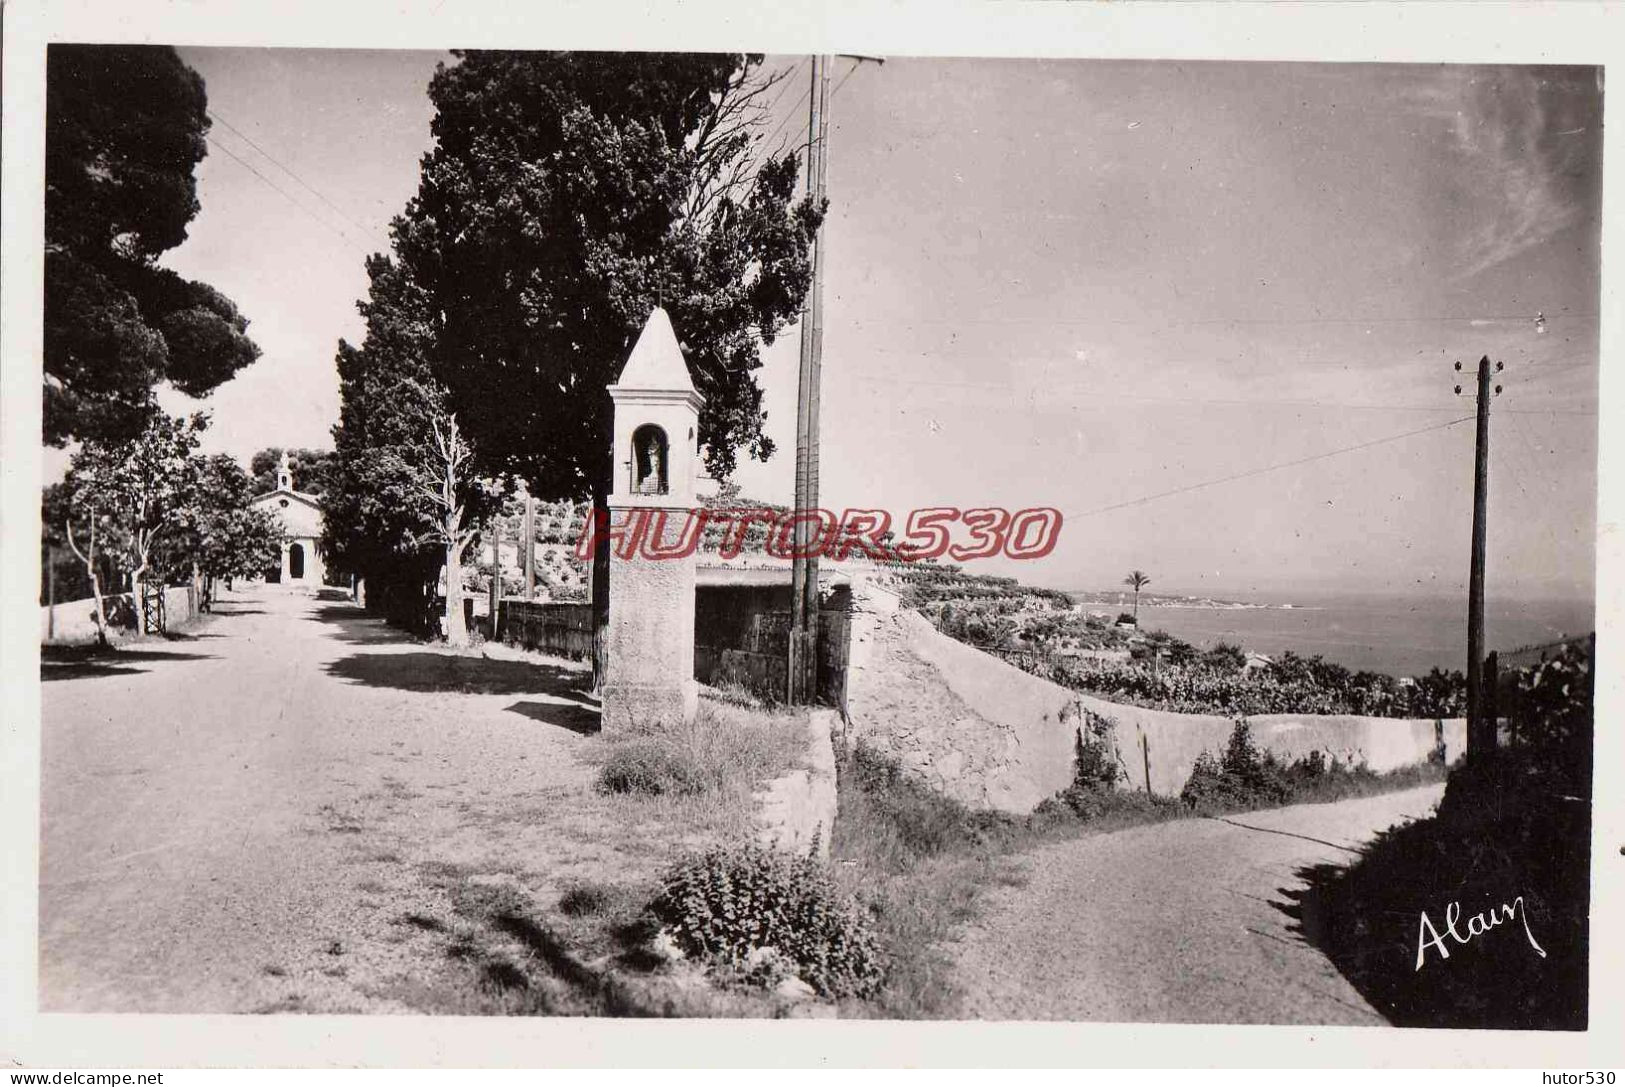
[1120,591,1594,678]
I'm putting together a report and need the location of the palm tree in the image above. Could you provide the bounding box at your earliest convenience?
[1123,570,1151,623]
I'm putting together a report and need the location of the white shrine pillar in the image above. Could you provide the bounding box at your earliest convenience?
[600,308,705,731]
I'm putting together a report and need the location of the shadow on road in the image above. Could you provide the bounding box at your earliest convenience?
[41,644,217,682]
[1207,816,1363,855]
[311,604,417,646]
[1270,806,1588,1030]
[504,699,600,735]
[326,651,592,699]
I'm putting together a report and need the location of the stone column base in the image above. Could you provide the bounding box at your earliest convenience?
[601,678,699,732]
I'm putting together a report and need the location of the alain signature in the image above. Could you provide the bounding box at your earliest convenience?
[1416,895,1547,970]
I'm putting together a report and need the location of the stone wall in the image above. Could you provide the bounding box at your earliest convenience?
[40,585,201,644]
[693,583,851,705]
[754,708,839,858]
[842,585,1465,813]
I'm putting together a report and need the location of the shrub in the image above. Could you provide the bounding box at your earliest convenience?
[1069,708,1123,791]
[598,742,708,796]
[1179,751,1254,811]
[652,843,888,998]
[1039,709,1191,824]
[1180,721,1407,812]
[1203,641,1247,672]
[1181,720,1292,810]
[556,880,618,917]
[1046,707,1126,819]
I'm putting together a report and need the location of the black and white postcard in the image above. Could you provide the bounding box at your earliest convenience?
[2,0,1620,1072]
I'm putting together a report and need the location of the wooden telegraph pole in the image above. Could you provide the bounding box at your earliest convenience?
[788,53,882,704]
[522,492,536,602]
[1458,355,1503,760]
[789,55,831,704]
[488,517,503,640]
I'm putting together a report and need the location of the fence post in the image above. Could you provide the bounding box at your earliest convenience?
[47,545,56,641]
[488,521,501,640]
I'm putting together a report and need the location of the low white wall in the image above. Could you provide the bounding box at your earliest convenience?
[40,586,200,644]
[843,589,1464,813]
[1069,692,1465,797]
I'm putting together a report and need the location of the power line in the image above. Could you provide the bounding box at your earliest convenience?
[1498,411,1569,563]
[203,133,370,259]
[851,369,1595,416]
[845,312,1597,331]
[208,109,378,242]
[832,57,864,98]
[762,57,807,116]
[1070,415,1475,518]
[762,85,813,155]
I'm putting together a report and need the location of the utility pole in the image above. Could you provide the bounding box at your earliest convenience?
[488,517,502,640]
[789,55,831,705]
[788,52,882,704]
[522,492,536,602]
[1457,355,1503,760]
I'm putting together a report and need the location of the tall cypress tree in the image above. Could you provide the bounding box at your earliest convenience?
[388,51,824,674]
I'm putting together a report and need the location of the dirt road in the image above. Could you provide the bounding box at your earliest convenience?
[40,586,615,1013]
[948,785,1445,1024]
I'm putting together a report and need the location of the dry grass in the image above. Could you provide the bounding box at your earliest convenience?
[355,860,776,1018]
[829,742,1039,1018]
[831,739,1440,1018]
[346,697,814,1017]
[592,700,808,840]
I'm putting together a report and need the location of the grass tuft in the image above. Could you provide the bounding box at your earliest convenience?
[596,702,804,800]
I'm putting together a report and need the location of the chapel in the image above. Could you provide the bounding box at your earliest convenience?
[249,452,327,586]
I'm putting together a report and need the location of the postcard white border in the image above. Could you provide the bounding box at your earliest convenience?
[2,0,1620,1069]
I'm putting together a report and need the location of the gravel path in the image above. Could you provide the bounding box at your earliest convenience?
[40,586,616,1013]
[947,784,1446,1023]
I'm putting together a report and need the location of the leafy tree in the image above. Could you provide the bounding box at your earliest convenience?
[249,447,336,496]
[380,384,495,647]
[155,454,284,602]
[62,412,207,633]
[1123,570,1151,623]
[47,481,126,645]
[391,51,824,678]
[45,45,260,446]
[323,256,465,630]
[1203,641,1247,673]
[1411,667,1467,719]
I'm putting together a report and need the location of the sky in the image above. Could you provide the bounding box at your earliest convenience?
[77,50,1601,602]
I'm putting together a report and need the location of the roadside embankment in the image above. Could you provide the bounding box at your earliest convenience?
[842,584,1464,811]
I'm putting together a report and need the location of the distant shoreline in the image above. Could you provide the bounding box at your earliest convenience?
[1140,602,1316,611]
[1066,592,1303,612]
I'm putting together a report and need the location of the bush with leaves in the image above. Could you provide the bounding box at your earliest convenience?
[1182,720,1293,810]
[1046,707,1125,819]
[1181,721,1391,811]
[651,843,887,999]
[1028,652,1465,719]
